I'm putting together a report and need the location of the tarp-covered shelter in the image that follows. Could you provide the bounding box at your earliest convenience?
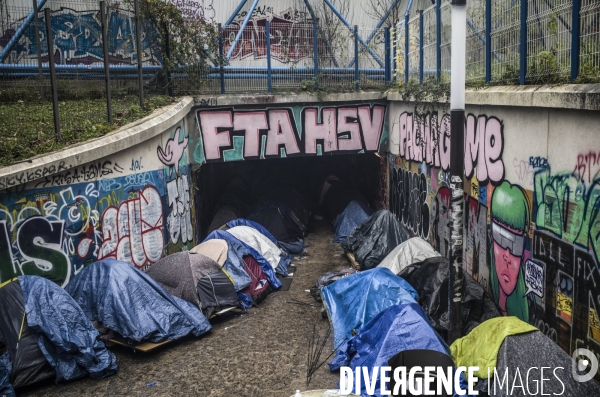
[398,257,501,340]
[204,230,281,291]
[225,226,292,276]
[146,251,224,308]
[377,237,441,275]
[226,218,277,244]
[208,205,240,235]
[0,277,118,391]
[257,186,312,230]
[329,303,450,397]
[321,179,370,222]
[341,210,411,270]
[248,201,306,243]
[332,200,374,243]
[66,259,212,344]
[321,268,419,348]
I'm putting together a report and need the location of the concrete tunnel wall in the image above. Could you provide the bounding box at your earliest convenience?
[0,85,599,365]
[385,85,600,367]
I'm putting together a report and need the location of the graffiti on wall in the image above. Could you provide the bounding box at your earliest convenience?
[194,103,387,163]
[0,123,193,286]
[168,0,216,20]
[1,8,160,65]
[396,112,504,184]
[223,9,314,63]
[389,109,600,378]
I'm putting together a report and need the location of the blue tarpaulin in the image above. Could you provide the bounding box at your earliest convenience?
[332,200,374,243]
[65,260,212,344]
[19,275,118,383]
[204,230,282,290]
[329,303,449,396]
[226,218,278,244]
[0,350,15,397]
[322,268,418,348]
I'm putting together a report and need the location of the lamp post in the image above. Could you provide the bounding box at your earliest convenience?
[448,0,466,345]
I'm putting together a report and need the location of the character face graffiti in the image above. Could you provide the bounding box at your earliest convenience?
[492,221,525,297]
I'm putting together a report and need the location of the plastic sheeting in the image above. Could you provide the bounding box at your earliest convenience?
[342,210,411,270]
[226,218,277,244]
[65,260,212,344]
[0,350,15,397]
[309,269,357,303]
[226,226,292,276]
[398,257,502,340]
[321,268,419,348]
[197,270,240,317]
[329,304,450,397]
[19,276,118,383]
[377,237,441,275]
[204,230,282,290]
[0,279,54,388]
[332,200,374,243]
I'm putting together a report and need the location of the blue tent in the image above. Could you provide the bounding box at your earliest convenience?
[322,268,418,347]
[332,200,374,243]
[65,260,212,344]
[226,218,278,244]
[329,303,449,396]
[19,276,119,383]
[204,230,282,290]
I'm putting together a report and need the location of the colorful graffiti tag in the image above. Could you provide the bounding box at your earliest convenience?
[194,103,387,163]
[1,7,160,65]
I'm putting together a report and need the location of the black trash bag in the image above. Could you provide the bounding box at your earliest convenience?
[398,257,502,341]
[341,210,411,270]
[309,268,357,302]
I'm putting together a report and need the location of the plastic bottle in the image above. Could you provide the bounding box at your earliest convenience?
[294,390,302,397]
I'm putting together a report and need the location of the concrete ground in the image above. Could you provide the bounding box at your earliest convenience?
[18,220,348,397]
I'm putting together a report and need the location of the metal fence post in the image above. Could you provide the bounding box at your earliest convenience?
[485,0,491,83]
[436,0,441,82]
[519,0,527,85]
[44,8,60,140]
[385,27,391,83]
[164,23,172,96]
[134,0,144,108]
[419,10,424,84]
[354,25,359,91]
[266,20,272,93]
[32,0,44,101]
[405,14,409,84]
[218,23,225,94]
[100,1,112,124]
[393,25,397,81]
[571,0,581,82]
[313,20,319,89]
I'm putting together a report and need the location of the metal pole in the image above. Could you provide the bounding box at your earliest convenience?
[393,24,397,81]
[164,23,172,96]
[313,20,319,85]
[571,0,581,82]
[404,14,409,84]
[0,0,49,63]
[134,0,144,108]
[44,8,60,140]
[354,25,359,90]
[218,23,225,94]
[519,0,527,85]
[33,0,44,100]
[436,0,441,83]
[226,0,260,59]
[385,27,391,83]
[266,20,272,93]
[419,10,424,84]
[485,0,491,83]
[448,0,466,345]
[100,1,112,124]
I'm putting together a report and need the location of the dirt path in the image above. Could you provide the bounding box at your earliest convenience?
[19,220,349,397]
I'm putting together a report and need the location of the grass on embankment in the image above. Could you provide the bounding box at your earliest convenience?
[0,95,177,167]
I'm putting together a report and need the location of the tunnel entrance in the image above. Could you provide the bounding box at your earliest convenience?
[193,153,383,242]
